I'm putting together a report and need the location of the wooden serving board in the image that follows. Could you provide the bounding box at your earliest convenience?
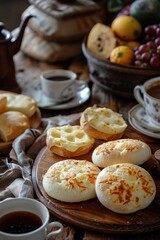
[32,125,160,234]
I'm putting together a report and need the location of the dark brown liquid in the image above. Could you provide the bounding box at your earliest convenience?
[0,211,42,234]
[147,85,160,99]
[46,76,70,81]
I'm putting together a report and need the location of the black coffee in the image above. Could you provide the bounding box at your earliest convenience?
[46,76,70,81]
[0,211,42,234]
[147,84,160,99]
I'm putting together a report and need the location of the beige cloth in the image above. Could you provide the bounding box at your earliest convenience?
[13,27,82,63]
[22,5,105,42]
[22,27,82,62]
[0,113,81,200]
[29,0,102,19]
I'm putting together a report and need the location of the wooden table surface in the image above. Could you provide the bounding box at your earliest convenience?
[12,52,160,240]
[14,52,136,119]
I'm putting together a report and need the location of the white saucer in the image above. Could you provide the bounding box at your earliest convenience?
[128,105,160,139]
[22,79,91,110]
[129,104,160,132]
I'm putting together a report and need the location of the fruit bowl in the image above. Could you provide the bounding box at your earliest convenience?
[82,38,160,99]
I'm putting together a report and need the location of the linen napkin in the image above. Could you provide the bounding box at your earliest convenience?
[0,112,81,200]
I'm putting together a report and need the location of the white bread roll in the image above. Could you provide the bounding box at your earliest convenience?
[0,111,30,142]
[0,92,37,117]
[80,106,127,141]
[92,139,151,168]
[46,125,95,157]
[96,163,156,214]
[43,159,100,202]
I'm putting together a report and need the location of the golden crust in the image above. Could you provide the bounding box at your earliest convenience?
[0,96,7,114]
[0,111,30,142]
[0,92,37,117]
[80,107,127,141]
[49,143,94,158]
[46,125,95,157]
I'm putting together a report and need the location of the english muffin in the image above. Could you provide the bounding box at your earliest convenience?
[42,159,101,202]
[92,139,151,168]
[80,106,127,141]
[46,125,95,157]
[0,111,30,142]
[96,163,156,214]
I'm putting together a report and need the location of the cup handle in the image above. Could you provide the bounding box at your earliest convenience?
[46,221,63,240]
[133,85,145,108]
[75,80,87,91]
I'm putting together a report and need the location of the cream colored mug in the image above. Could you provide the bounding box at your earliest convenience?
[0,198,63,240]
[134,76,160,127]
[41,69,86,103]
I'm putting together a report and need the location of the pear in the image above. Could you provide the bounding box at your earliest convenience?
[130,0,160,27]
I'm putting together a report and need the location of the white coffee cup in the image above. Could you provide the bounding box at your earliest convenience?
[40,69,86,103]
[134,76,160,127]
[0,198,63,240]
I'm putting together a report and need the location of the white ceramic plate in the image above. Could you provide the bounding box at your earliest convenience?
[129,104,160,132]
[22,79,90,110]
[128,112,160,139]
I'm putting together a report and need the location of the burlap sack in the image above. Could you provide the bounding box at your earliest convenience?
[22,5,105,42]
[28,0,104,18]
[13,27,82,63]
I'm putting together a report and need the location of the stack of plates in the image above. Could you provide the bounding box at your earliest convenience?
[128,104,160,139]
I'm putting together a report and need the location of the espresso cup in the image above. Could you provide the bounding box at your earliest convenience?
[0,198,63,240]
[134,76,160,126]
[40,69,85,103]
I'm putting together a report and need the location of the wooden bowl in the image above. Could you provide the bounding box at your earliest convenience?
[82,39,160,99]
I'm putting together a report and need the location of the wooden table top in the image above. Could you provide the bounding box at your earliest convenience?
[14,52,136,119]
[11,52,160,240]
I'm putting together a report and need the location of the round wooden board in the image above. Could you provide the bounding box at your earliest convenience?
[32,125,160,234]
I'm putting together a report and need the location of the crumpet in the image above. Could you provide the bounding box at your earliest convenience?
[43,159,101,202]
[46,125,95,157]
[96,163,156,214]
[80,107,127,141]
[92,139,151,168]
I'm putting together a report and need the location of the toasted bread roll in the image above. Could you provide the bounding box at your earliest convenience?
[46,125,95,157]
[92,139,151,168]
[80,107,127,141]
[43,159,100,202]
[96,163,156,214]
[87,23,116,60]
[0,111,30,142]
[0,92,37,117]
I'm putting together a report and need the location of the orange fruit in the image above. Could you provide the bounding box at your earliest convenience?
[111,16,142,41]
[110,46,134,65]
[126,41,140,50]
[116,38,140,50]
